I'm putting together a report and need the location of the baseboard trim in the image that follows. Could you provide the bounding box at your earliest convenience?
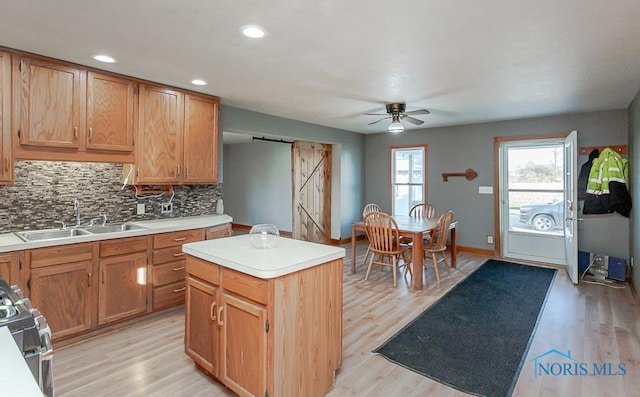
[457,246,495,256]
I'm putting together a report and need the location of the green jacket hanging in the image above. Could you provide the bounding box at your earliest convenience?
[586,147,628,194]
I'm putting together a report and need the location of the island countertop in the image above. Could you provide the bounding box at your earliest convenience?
[182,235,346,279]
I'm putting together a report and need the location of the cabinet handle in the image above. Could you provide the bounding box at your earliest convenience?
[173,237,187,242]
[3,157,8,172]
[172,252,186,257]
[173,286,186,293]
[217,306,224,326]
[210,301,216,321]
[172,266,185,271]
[88,127,93,140]
[185,166,189,177]
[74,127,78,139]
[87,272,91,287]
[176,165,180,176]
[101,269,105,284]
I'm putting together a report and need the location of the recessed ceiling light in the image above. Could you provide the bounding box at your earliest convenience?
[240,25,267,39]
[92,54,117,63]
[191,79,207,86]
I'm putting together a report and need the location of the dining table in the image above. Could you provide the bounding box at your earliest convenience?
[351,214,457,290]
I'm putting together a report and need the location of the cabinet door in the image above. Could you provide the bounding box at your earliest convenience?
[98,252,148,325]
[0,252,19,286]
[30,261,93,340]
[185,276,219,376]
[16,57,81,149]
[86,72,135,152]
[220,292,268,397]
[137,84,183,183]
[0,51,11,183]
[183,93,218,183]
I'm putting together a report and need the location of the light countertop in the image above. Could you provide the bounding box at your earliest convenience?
[0,327,44,397]
[183,235,346,279]
[0,214,233,253]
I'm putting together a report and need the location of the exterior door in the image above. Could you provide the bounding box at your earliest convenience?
[500,137,566,264]
[292,141,331,243]
[564,130,579,283]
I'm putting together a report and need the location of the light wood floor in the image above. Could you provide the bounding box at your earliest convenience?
[53,241,640,396]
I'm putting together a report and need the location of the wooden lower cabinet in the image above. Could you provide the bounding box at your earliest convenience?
[0,251,20,286]
[19,224,229,342]
[30,260,93,340]
[185,255,343,397]
[28,242,94,340]
[185,276,219,376]
[98,236,149,325]
[98,252,148,325]
[220,291,267,397]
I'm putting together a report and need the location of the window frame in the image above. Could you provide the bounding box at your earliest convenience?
[389,144,428,216]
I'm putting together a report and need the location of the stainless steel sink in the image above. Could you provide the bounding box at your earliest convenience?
[15,228,93,242]
[15,223,148,242]
[85,223,147,234]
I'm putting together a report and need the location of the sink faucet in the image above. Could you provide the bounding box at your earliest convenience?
[74,197,81,227]
[89,214,108,227]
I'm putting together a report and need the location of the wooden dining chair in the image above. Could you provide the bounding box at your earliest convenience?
[363,211,411,287]
[362,203,382,265]
[424,210,454,284]
[409,203,438,219]
[402,203,439,247]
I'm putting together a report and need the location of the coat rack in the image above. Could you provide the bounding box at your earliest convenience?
[578,144,627,156]
[442,168,478,182]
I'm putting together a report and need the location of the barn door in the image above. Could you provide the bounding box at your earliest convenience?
[292,141,331,243]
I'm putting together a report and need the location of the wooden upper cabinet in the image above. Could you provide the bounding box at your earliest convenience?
[86,72,135,152]
[16,57,81,149]
[0,51,11,183]
[183,94,219,183]
[137,84,184,184]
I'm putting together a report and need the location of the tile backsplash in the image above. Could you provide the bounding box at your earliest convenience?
[0,161,223,233]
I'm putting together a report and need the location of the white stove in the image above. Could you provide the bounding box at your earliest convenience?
[0,275,54,397]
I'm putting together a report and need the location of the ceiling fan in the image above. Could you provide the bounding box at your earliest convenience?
[365,103,430,132]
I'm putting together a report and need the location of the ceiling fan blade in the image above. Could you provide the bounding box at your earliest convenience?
[364,112,389,116]
[404,109,430,115]
[401,115,424,125]
[368,116,391,125]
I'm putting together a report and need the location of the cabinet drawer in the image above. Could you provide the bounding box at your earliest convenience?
[100,236,148,257]
[222,268,267,305]
[152,245,186,265]
[153,281,186,309]
[30,243,93,268]
[153,229,204,249]
[153,261,186,286]
[186,255,219,285]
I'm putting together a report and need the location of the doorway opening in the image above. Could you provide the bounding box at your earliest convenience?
[498,137,566,264]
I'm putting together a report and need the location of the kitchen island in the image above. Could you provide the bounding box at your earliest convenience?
[183,235,345,397]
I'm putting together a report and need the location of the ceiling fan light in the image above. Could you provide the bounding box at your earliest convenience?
[388,115,404,133]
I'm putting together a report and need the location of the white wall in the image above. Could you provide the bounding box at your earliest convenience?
[223,140,292,232]
[219,105,365,239]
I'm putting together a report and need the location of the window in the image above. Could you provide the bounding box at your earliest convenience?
[390,145,427,215]
[505,142,564,235]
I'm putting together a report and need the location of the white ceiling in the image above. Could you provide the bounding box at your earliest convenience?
[1,1,640,134]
